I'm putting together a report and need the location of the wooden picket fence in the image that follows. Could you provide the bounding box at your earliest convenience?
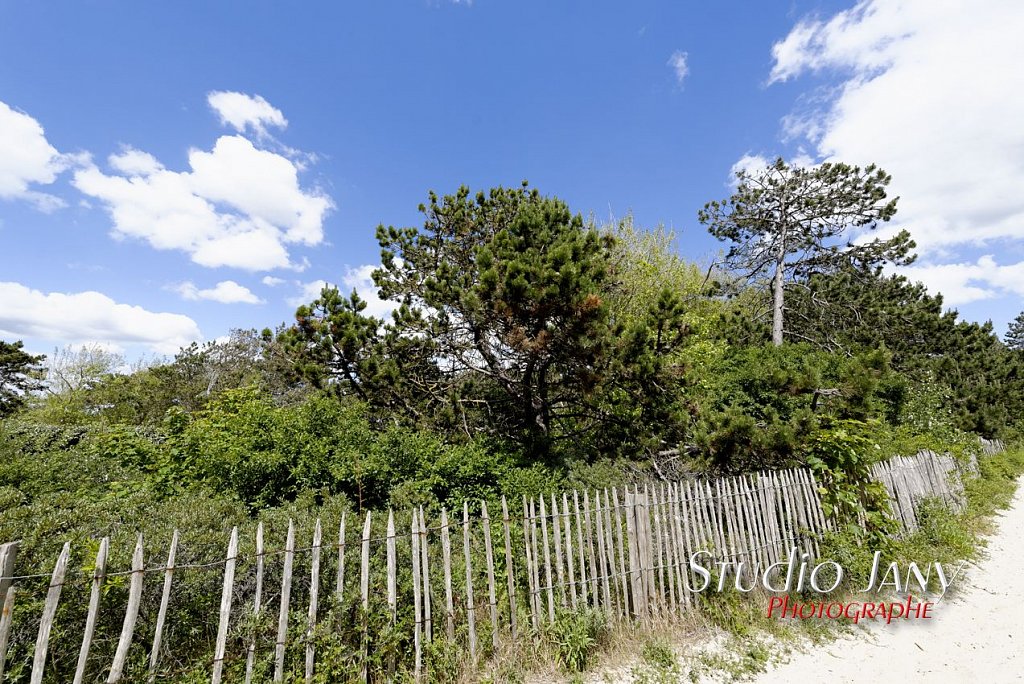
[0,448,985,683]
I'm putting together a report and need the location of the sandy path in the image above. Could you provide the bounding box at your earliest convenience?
[754,478,1024,683]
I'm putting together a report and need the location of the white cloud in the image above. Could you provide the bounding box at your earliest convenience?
[728,154,770,182]
[898,256,1024,307]
[73,133,332,271]
[667,50,690,87]
[0,281,201,355]
[109,147,163,176]
[341,264,396,319]
[287,267,395,319]
[262,275,286,287]
[768,1,1024,258]
[0,100,70,211]
[207,91,287,137]
[172,280,264,304]
[288,279,329,307]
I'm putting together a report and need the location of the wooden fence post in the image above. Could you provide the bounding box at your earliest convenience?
[387,511,397,626]
[412,511,423,683]
[582,491,599,609]
[305,520,323,684]
[480,501,499,651]
[419,506,432,644]
[501,496,518,640]
[274,521,295,683]
[463,502,478,663]
[0,539,17,680]
[521,497,538,633]
[107,535,144,683]
[75,537,110,684]
[244,523,264,684]
[441,508,455,640]
[550,494,566,609]
[30,542,71,684]
[360,512,372,684]
[212,526,239,684]
[562,493,578,610]
[0,541,18,608]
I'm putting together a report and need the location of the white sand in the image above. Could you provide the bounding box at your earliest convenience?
[754,477,1024,683]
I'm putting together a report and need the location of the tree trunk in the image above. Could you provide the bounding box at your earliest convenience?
[771,234,786,346]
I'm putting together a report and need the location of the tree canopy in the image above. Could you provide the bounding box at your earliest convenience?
[0,340,45,416]
[698,158,915,345]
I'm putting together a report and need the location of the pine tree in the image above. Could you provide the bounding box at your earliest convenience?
[699,158,914,346]
[0,340,45,416]
[1005,311,1024,350]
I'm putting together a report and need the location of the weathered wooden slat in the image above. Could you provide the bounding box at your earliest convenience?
[360,511,372,684]
[668,484,689,609]
[0,586,13,681]
[652,486,668,615]
[0,536,19,679]
[550,494,566,608]
[528,498,543,626]
[462,502,478,662]
[244,523,264,684]
[419,506,432,644]
[594,491,613,615]
[785,470,812,556]
[539,497,555,622]
[659,483,675,610]
[582,491,599,608]
[609,489,628,617]
[305,519,323,684]
[717,479,739,566]
[480,501,499,651]
[573,491,588,607]
[770,472,793,556]
[0,541,18,611]
[212,526,239,684]
[759,472,783,563]
[387,511,397,624]
[107,535,144,683]
[561,493,578,610]
[31,542,71,684]
[521,497,538,632]
[76,536,110,684]
[623,489,642,619]
[500,496,518,640]
[411,511,423,682]
[274,520,295,683]
[641,486,656,615]
[741,477,769,572]
[440,508,455,639]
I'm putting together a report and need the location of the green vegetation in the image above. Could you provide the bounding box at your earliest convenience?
[3,173,1024,681]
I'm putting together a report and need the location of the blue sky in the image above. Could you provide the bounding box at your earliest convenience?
[2,1,1023,360]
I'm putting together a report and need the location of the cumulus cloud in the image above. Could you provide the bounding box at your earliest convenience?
[172,280,264,304]
[667,50,690,87]
[207,91,287,137]
[341,264,396,319]
[766,1,1024,310]
[109,147,163,176]
[261,275,286,287]
[768,1,1024,255]
[288,279,329,307]
[728,153,770,183]
[897,256,1024,307]
[0,281,202,355]
[0,100,71,211]
[73,131,333,271]
[287,267,396,319]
